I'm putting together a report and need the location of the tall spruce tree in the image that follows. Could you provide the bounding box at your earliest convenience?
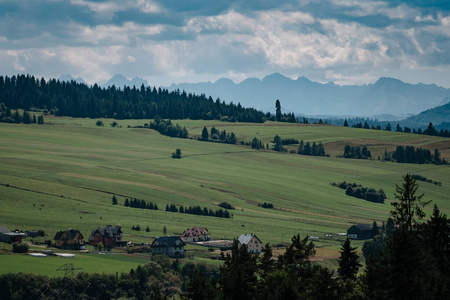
[391,174,431,232]
[275,99,281,122]
[338,238,361,281]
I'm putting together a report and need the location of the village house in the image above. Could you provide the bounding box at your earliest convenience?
[180,226,210,242]
[53,229,85,250]
[238,233,262,253]
[88,225,126,248]
[347,224,374,240]
[151,236,185,258]
[0,226,22,244]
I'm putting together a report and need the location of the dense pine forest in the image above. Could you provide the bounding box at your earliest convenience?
[0,74,268,122]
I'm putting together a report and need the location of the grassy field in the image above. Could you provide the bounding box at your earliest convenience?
[1,116,449,275]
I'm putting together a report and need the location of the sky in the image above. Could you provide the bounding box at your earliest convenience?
[0,0,449,88]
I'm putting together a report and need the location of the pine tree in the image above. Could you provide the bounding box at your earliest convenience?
[338,238,361,281]
[201,127,209,141]
[275,99,282,122]
[391,174,431,233]
[112,195,118,205]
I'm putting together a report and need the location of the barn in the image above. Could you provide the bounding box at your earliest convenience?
[0,226,22,244]
[347,224,374,240]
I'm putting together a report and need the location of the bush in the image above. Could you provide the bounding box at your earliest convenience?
[12,243,29,253]
[218,202,235,210]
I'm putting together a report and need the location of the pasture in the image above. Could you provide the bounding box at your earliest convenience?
[1,116,449,275]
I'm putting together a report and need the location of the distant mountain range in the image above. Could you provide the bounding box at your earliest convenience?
[168,73,450,117]
[101,74,149,89]
[58,73,450,121]
[58,74,88,85]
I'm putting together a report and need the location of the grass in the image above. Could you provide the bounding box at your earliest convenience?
[0,252,149,277]
[1,116,449,275]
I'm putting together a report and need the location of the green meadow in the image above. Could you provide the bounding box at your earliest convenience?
[1,116,449,275]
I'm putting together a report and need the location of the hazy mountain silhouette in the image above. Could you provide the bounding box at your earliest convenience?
[401,100,450,128]
[168,73,450,117]
[102,74,148,89]
[58,74,87,85]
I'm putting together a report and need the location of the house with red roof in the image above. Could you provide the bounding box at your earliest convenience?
[180,226,210,242]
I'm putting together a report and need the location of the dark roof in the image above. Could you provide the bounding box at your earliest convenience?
[151,236,185,247]
[89,225,122,240]
[181,226,209,237]
[54,229,83,240]
[349,224,372,231]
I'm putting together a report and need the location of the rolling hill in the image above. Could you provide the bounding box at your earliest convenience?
[1,117,449,248]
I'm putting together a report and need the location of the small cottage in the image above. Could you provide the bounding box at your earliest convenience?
[180,226,210,242]
[89,225,126,248]
[54,229,85,250]
[151,236,185,258]
[238,233,262,253]
[0,226,22,244]
[347,224,374,240]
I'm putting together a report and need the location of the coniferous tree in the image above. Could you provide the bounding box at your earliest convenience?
[275,99,281,122]
[338,238,361,281]
[273,135,284,152]
[391,174,430,233]
[201,127,209,141]
[112,195,118,205]
[220,240,259,300]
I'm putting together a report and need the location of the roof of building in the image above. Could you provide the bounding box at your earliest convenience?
[238,233,261,245]
[54,229,83,240]
[0,226,11,234]
[88,225,122,241]
[151,236,185,247]
[348,224,372,231]
[181,226,209,237]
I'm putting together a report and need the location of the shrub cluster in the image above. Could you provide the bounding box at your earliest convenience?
[218,202,235,210]
[150,118,188,138]
[282,138,299,145]
[12,243,29,253]
[331,181,386,203]
[412,174,442,186]
[258,202,274,209]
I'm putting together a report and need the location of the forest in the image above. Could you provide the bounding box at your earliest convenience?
[0,74,269,123]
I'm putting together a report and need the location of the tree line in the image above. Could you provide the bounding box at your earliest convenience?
[344,118,450,138]
[343,145,371,159]
[165,204,231,219]
[0,74,268,122]
[124,198,159,210]
[0,103,44,124]
[386,145,446,164]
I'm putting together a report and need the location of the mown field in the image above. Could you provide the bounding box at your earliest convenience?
[1,116,449,275]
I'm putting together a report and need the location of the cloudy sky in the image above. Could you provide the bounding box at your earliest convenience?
[1,0,449,88]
